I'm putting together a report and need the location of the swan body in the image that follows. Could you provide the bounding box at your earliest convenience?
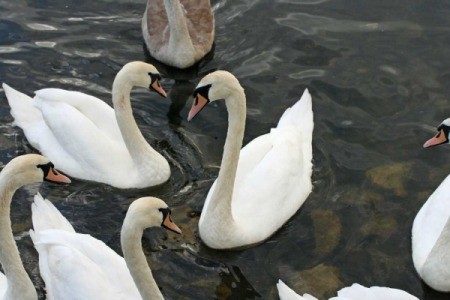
[142,0,215,68]
[0,154,70,300]
[412,118,450,291]
[3,62,170,189]
[30,194,181,300]
[188,71,313,249]
[276,280,419,300]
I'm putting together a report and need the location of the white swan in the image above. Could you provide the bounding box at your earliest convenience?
[142,0,215,69]
[0,154,70,300]
[30,194,181,300]
[188,71,313,249]
[276,280,419,300]
[412,118,450,291]
[3,61,170,189]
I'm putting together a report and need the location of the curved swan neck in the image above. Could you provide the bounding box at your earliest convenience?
[163,0,194,50]
[206,89,247,223]
[121,217,163,300]
[0,173,37,300]
[111,70,165,168]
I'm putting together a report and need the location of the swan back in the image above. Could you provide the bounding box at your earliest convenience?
[277,281,418,300]
[332,284,419,300]
[143,0,215,68]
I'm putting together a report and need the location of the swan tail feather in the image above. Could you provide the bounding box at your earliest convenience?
[2,83,46,150]
[31,193,75,234]
[2,83,43,127]
[277,280,318,300]
[277,89,313,135]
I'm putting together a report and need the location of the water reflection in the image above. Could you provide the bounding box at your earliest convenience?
[166,81,196,127]
[276,13,423,35]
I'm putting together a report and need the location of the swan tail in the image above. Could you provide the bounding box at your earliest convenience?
[2,83,46,151]
[31,193,75,234]
[2,83,43,127]
[277,89,313,135]
[277,280,318,300]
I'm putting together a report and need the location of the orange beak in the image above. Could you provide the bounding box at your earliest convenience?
[162,213,182,234]
[151,80,167,98]
[45,168,71,184]
[424,129,448,148]
[188,94,209,121]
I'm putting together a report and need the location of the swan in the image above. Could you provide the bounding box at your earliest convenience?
[412,118,450,291]
[3,61,170,189]
[0,154,70,300]
[142,0,215,69]
[30,194,181,300]
[188,71,313,249]
[276,280,419,300]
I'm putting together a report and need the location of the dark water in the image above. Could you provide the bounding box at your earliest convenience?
[0,0,450,299]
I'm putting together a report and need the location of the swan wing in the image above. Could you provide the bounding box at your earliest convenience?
[0,272,6,298]
[31,193,75,233]
[277,280,318,300]
[231,127,312,238]
[34,88,123,142]
[276,89,313,133]
[232,90,313,238]
[412,174,450,271]
[143,0,169,50]
[181,0,215,57]
[31,194,140,299]
[32,231,139,300]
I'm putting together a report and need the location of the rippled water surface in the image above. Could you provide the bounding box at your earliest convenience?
[1,0,450,299]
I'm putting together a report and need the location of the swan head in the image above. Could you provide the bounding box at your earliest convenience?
[125,197,181,234]
[0,154,71,190]
[188,70,243,121]
[424,118,450,148]
[119,61,167,97]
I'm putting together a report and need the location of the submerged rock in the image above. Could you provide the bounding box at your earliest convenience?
[366,162,413,196]
[311,209,342,256]
[283,264,343,299]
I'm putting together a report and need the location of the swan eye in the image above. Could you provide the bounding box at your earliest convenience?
[159,207,171,216]
[192,84,212,99]
[36,162,58,181]
[36,162,53,174]
[148,72,161,84]
[159,207,171,223]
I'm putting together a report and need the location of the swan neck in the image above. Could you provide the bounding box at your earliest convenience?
[0,174,36,299]
[163,0,193,49]
[207,91,246,221]
[111,72,163,168]
[121,218,163,300]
